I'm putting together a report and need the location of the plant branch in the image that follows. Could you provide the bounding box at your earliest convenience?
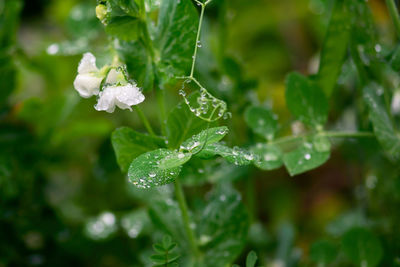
[270,131,375,146]
[190,2,206,78]
[134,106,156,136]
[173,178,200,258]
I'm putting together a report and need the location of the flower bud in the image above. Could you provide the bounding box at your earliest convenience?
[96,4,107,23]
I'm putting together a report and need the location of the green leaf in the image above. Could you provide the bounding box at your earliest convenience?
[244,106,277,140]
[102,0,142,41]
[128,149,181,188]
[180,126,229,154]
[341,227,383,267]
[117,40,155,91]
[316,0,351,97]
[363,83,400,161]
[166,93,209,149]
[120,208,151,238]
[155,0,198,78]
[250,143,283,171]
[309,240,338,265]
[285,72,329,128]
[198,184,249,266]
[283,141,330,176]
[105,16,141,41]
[111,127,165,172]
[158,151,192,169]
[0,0,22,48]
[246,251,258,267]
[197,143,255,166]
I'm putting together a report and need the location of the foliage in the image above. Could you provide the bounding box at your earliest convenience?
[2,0,400,266]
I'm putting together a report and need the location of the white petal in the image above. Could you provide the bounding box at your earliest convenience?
[73,73,102,98]
[94,84,145,113]
[105,69,125,84]
[78,52,99,74]
[95,87,117,113]
[391,91,400,115]
[115,84,145,109]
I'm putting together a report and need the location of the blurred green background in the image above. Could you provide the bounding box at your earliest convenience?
[1,0,399,266]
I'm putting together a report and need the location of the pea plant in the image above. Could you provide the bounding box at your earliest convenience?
[69,0,400,266]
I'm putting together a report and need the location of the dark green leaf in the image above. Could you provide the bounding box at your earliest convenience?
[341,227,383,267]
[104,16,141,41]
[128,149,181,188]
[111,127,165,172]
[244,106,277,140]
[316,0,351,97]
[250,143,283,171]
[198,184,249,266]
[283,141,330,176]
[246,251,258,267]
[180,126,229,154]
[285,72,329,128]
[166,93,209,149]
[117,40,155,91]
[155,0,198,78]
[363,83,400,161]
[309,240,338,264]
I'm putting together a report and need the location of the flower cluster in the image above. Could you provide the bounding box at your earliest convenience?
[73,53,145,113]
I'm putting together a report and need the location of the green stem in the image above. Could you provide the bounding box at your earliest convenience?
[134,106,156,136]
[270,131,375,146]
[190,3,206,78]
[157,88,167,136]
[386,0,400,39]
[173,178,200,258]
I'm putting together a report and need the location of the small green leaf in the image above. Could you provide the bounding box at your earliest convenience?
[283,142,330,176]
[316,0,351,97]
[341,227,383,267]
[180,126,229,154]
[246,250,258,267]
[166,93,209,149]
[250,143,283,171]
[158,151,192,169]
[197,143,255,166]
[244,106,277,140]
[128,149,181,188]
[312,135,331,152]
[111,127,165,172]
[285,72,329,128]
[363,83,400,161]
[309,240,338,265]
[198,184,249,266]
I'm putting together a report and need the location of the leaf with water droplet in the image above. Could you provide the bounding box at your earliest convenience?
[285,72,329,128]
[250,143,283,170]
[180,126,229,154]
[196,143,254,166]
[244,106,278,140]
[283,142,330,176]
[313,135,331,152]
[112,127,166,172]
[363,83,400,161]
[128,149,181,188]
[158,151,192,169]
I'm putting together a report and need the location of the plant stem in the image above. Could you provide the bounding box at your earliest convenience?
[134,106,156,136]
[270,131,375,146]
[156,88,167,136]
[173,178,200,258]
[386,0,400,38]
[190,3,206,78]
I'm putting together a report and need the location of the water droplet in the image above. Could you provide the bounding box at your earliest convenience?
[304,153,311,160]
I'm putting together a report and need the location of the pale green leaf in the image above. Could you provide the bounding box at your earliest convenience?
[244,106,277,140]
[128,149,181,188]
[180,126,228,154]
[250,143,283,171]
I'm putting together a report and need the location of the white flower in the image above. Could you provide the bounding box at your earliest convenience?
[73,53,103,98]
[95,83,145,113]
[391,91,400,115]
